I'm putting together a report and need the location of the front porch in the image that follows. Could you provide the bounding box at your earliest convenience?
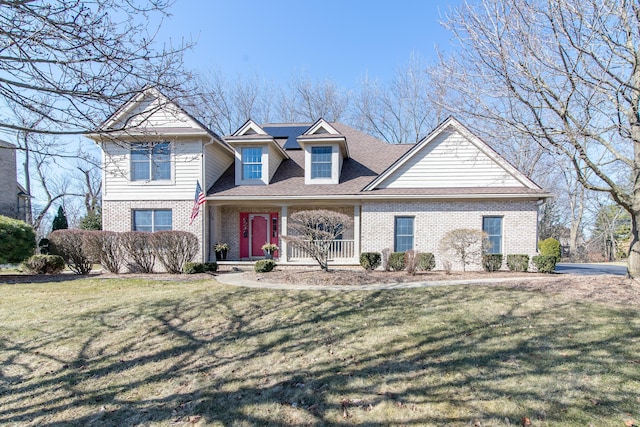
[207,203,361,265]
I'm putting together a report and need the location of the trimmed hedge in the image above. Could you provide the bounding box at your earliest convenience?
[49,229,92,275]
[22,254,65,274]
[360,252,381,271]
[417,252,436,271]
[482,254,503,272]
[203,262,218,272]
[539,238,561,261]
[506,254,529,272]
[0,215,36,264]
[388,252,406,271]
[120,231,155,273]
[254,259,276,273]
[151,231,199,274]
[532,255,556,273]
[183,262,205,274]
[83,231,123,273]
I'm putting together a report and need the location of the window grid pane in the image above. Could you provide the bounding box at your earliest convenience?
[133,210,152,232]
[154,210,172,231]
[131,142,170,181]
[133,209,172,232]
[311,146,332,178]
[483,216,503,254]
[395,217,414,252]
[242,148,262,179]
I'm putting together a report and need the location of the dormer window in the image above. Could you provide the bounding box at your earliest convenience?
[242,147,263,180]
[131,142,170,181]
[311,146,332,178]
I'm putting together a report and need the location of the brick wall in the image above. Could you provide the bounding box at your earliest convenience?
[102,199,204,261]
[361,199,539,271]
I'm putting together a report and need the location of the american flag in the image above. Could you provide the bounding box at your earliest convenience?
[189,181,206,224]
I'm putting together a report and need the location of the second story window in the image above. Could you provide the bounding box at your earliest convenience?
[311,146,332,178]
[131,142,171,181]
[242,147,262,180]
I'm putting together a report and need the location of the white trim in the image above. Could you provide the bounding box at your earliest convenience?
[303,118,340,136]
[233,119,268,137]
[249,213,270,258]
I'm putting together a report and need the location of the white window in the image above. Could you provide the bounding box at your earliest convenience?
[131,142,171,181]
[242,147,262,180]
[394,216,414,252]
[311,146,332,178]
[483,216,503,254]
[133,209,172,232]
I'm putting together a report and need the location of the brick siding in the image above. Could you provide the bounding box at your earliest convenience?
[361,199,539,271]
[102,199,204,261]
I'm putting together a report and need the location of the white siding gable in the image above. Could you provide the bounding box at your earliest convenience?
[108,94,201,130]
[379,129,523,188]
[102,139,203,201]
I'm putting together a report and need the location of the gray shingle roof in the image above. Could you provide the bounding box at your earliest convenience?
[208,122,549,199]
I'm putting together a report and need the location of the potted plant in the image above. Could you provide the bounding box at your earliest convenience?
[261,242,279,259]
[214,242,229,261]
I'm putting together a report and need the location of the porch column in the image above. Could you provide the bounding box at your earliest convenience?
[353,204,361,261]
[280,205,288,262]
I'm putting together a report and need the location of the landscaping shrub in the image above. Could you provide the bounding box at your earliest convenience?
[417,252,436,271]
[120,231,155,273]
[539,237,561,261]
[506,254,529,272]
[183,262,205,274]
[360,252,381,271]
[482,254,503,272]
[381,248,391,271]
[22,254,65,274]
[49,229,92,274]
[405,250,418,275]
[254,259,276,273]
[532,255,557,273]
[203,262,218,272]
[388,252,405,271]
[82,231,123,273]
[0,215,36,264]
[151,231,199,274]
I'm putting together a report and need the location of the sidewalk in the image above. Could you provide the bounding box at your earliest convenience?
[214,272,548,291]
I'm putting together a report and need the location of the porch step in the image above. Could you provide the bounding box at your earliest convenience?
[216,260,361,272]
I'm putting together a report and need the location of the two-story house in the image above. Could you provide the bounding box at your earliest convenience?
[90,88,551,269]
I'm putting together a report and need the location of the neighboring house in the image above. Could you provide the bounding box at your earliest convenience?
[0,140,28,221]
[90,88,551,270]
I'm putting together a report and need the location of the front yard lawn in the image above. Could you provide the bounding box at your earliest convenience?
[0,275,638,426]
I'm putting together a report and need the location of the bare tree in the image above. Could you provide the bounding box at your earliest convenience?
[277,73,350,123]
[283,210,353,271]
[435,0,640,276]
[439,229,490,272]
[353,55,442,143]
[0,0,191,136]
[186,71,274,136]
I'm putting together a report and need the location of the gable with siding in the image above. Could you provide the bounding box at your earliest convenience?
[367,117,539,191]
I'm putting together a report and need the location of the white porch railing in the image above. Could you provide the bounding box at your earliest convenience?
[287,239,355,260]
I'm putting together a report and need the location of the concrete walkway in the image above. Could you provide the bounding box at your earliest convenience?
[214,272,550,291]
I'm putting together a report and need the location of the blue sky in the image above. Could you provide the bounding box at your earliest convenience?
[162,0,460,87]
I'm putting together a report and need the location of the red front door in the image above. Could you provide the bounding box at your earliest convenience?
[250,215,268,258]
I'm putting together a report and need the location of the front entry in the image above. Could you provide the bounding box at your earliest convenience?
[249,214,269,258]
[239,211,279,259]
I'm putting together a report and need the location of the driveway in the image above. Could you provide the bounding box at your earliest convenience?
[555,262,627,276]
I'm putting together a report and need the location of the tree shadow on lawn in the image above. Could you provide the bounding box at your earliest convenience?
[0,283,639,426]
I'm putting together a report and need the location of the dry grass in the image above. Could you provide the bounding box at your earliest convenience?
[0,273,639,426]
